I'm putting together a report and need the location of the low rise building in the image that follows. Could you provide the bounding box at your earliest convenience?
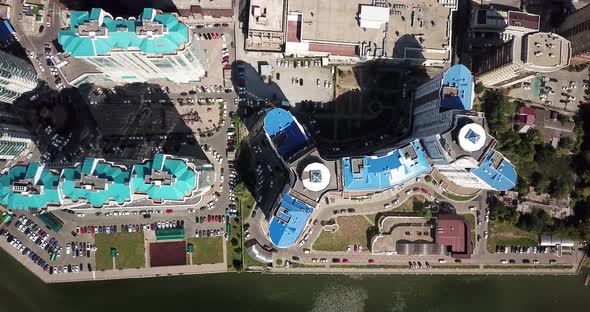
[285,0,456,65]
[245,0,285,52]
[516,106,575,147]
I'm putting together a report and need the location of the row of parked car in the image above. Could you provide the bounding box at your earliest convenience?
[1,229,50,272]
[194,228,225,238]
[65,241,94,258]
[15,215,61,256]
[195,215,226,224]
[495,245,551,254]
[50,263,91,274]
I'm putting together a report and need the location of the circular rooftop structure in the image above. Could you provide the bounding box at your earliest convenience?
[457,123,486,152]
[301,162,331,192]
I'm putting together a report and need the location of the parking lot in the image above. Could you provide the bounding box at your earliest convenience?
[507,68,589,114]
[271,58,335,104]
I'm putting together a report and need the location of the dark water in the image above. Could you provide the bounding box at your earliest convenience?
[1,249,589,312]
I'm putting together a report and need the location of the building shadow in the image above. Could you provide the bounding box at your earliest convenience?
[295,60,430,159]
[11,82,207,165]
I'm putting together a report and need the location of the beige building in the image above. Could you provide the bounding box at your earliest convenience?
[245,0,286,52]
[473,32,571,88]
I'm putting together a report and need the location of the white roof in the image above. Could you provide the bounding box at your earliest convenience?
[359,5,389,29]
[458,123,486,152]
[301,162,331,192]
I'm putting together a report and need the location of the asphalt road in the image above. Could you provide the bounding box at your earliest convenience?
[10,0,63,89]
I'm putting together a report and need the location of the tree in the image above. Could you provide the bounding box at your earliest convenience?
[489,196,518,224]
[531,172,550,194]
[231,237,239,246]
[474,81,485,94]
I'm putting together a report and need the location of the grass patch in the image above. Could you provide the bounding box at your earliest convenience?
[236,182,255,220]
[227,182,257,271]
[313,216,370,251]
[442,191,478,202]
[486,223,538,253]
[187,237,223,265]
[95,232,145,270]
[431,265,480,269]
[484,265,573,270]
[460,213,476,243]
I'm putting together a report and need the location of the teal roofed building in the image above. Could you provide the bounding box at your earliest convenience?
[131,154,198,202]
[60,158,132,207]
[0,163,63,210]
[57,8,207,84]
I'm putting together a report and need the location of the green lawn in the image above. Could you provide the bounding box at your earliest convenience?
[486,223,538,253]
[313,216,371,251]
[95,232,145,270]
[187,237,223,265]
[460,213,476,243]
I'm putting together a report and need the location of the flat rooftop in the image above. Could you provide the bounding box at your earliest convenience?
[342,140,431,192]
[288,0,382,44]
[248,0,284,32]
[54,54,103,85]
[387,0,453,60]
[523,32,571,69]
[289,147,339,203]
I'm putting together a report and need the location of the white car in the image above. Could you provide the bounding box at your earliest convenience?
[187,208,196,213]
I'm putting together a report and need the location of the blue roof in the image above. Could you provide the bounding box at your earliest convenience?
[440,64,474,110]
[268,193,313,248]
[263,108,308,160]
[471,150,517,191]
[342,140,431,191]
[0,20,15,41]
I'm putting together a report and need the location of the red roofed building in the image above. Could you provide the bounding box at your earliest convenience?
[436,215,472,258]
[517,106,536,126]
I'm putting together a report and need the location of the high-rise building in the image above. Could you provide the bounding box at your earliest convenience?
[407,64,517,191]
[473,32,571,87]
[0,105,33,160]
[406,64,474,142]
[0,50,38,104]
[557,5,590,64]
[58,8,207,84]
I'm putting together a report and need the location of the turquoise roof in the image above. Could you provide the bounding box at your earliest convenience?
[60,158,132,207]
[131,154,196,201]
[0,163,62,210]
[58,8,188,57]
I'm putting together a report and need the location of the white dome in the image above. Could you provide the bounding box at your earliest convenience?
[457,123,486,152]
[301,162,330,192]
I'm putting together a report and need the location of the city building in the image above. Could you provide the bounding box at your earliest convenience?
[0,154,213,211]
[557,4,590,64]
[245,0,285,52]
[406,64,517,191]
[0,49,38,104]
[58,8,207,84]
[0,104,33,160]
[341,140,431,192]
[473,32,571,87]
[285,0,456,65]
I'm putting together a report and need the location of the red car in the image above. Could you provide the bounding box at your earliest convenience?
[215,32,220,39]
[224,64,231,69]
[207,215,212,222]
[342,258,349,263]
[165,209,173,214]
[263,245,272,251]
[215,215,220,222]
[368,259,375,263]
[91,226,96,233]
[353,244,358,252]
[420,188,428,194]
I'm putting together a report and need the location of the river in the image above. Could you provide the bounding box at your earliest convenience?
[0,249,589,312]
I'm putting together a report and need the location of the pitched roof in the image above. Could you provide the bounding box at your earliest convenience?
[58,8,188,57]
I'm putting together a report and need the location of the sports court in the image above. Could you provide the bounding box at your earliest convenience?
[149,241,187,267]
